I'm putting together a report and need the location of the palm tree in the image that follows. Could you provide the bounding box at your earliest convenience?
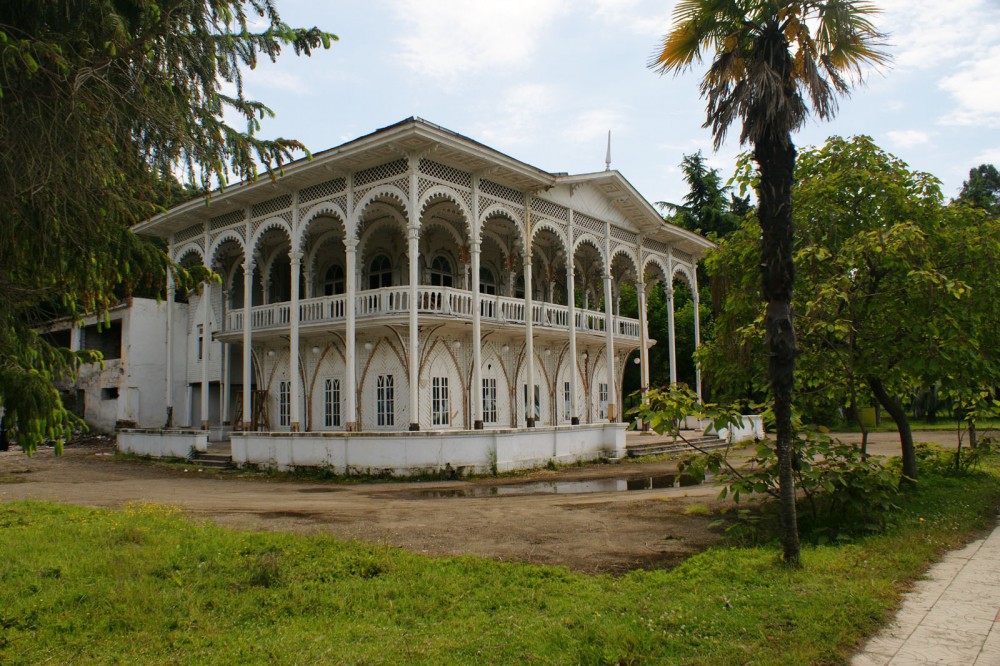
[650,0,888,563]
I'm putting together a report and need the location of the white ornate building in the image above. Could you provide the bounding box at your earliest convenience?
[123,118,712,474]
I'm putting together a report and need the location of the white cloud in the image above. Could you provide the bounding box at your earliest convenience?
[474,84,558,146]
[938,46,1000,128]
[972,146,1000,167]
[562,108,625,143]
[391,0,566,82]
[886,129,932,149]
[877,0,1000,71]
[590,0,674,36]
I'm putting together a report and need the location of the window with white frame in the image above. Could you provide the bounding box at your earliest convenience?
[563,381,571,421]
[479,267,497,295]
[523,383,540,421]
[432,376,450,426]
[430,256,454,288]
[324,378,341,427]
[279,380,291,427]
[324,264,345,296]
[482,377,497,424]
[598,383,609,420]
[369,255,393,290]
[377,374,394,426]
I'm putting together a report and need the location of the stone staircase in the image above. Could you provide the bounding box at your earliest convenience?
[191,443,233,469]
[625,433,735,459]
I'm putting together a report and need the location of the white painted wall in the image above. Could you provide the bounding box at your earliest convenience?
[118,429,208,458]
[231,424,625,476]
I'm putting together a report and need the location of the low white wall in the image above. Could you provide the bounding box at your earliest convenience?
[710,415,765,444]
[117,429,208,459]
[231,424,626,476]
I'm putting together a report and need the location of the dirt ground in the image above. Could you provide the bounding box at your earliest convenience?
[0,430,972,575]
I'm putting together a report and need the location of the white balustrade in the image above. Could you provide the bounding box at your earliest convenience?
[220,286,640,339]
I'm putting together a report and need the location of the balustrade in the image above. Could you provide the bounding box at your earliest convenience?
[220,286,640,339]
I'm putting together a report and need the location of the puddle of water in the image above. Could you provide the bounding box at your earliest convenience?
[409,474,687,499]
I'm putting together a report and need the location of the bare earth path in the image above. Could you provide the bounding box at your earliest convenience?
[0,430,965,574]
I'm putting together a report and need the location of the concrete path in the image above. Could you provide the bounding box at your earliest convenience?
[854,515,1000,665]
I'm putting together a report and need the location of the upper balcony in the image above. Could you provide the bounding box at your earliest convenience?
[218,286,642,343]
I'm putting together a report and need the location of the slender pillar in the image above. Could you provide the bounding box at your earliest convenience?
[345,237,358,431]
[199,282,210,430]
[221,287,230,426]
[566,225,579,425]
[693,269,702,402]
[165,268,175,427]
[667,254,678,385]
[603,227,616,421]
[242,257,254,430]
[638,278,650,393]
[289,250,302,431]
[471,241,484,429]
[408,226,420,431]
[523,248,535,427]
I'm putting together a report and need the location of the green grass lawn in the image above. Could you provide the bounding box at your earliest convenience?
[835,418,1000,433]
[2,464,998,665]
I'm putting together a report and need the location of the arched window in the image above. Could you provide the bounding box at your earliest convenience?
[430,256,453,287]
[368,254,392,289]
[479,267,496,295]
[323,264,345,296]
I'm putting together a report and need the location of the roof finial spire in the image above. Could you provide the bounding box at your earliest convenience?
[605,130,612,171]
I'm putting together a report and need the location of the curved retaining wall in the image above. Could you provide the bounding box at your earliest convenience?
[230,424,626,476]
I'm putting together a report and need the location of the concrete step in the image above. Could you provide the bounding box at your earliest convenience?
[191,450,233,468]
[626,435,732,458]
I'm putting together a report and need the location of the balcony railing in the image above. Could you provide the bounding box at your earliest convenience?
[223,286,641,339]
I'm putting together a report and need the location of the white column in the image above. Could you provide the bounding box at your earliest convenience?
[408,224,420,431]
[603,227,616,422]
[345,237,358,431]
[471,241,484,429]
[667,255,678,385]
[242,257,254,430]
[693,269,702,401]
[165,268,175,427]
[566,219,579,425]
[523,248,535,427]
[638,278,650,393]
[199,282,210,430]
[221,287,230,426]
[289,250,302,431]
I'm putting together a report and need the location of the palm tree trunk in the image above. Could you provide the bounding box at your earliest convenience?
[755,132,800,564]
[867,375,917,480]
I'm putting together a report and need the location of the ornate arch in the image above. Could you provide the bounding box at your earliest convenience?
[419,187,473,234]
[297,204,348,253]
[355,185,410,233]
[250,217,292,257]
[609,246,639,278]
[207,230,246,269]
[530,219,568,250]
[174,243,205,266]
[642,255,670,287]
[478,204,525,247]
[672,263,696,290]
[572,234,607,271]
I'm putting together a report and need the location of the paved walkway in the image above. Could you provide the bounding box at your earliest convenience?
[854,515,1000,665]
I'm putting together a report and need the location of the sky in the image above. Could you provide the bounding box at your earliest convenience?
[238,0,1000,209]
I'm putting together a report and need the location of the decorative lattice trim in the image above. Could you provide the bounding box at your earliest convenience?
[673,249,693,264]
[251,194,292,220]
[611,225,638,245]
[530,197,569,222]
[419,159,472,189]
[300,178,346,204]
[479,197,523,223]
[175,223,204,244]
[354,159,408,188]
[209,210,245,232]
[575,213,605,235]
[481,179,524,207]
[645,239,670,255]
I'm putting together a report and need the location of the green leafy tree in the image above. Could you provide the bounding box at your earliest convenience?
[661,151,740,238]
[704,136,1000,482]
[956,164,1000,215]
[0,1,335,453]
[650,0,888,563]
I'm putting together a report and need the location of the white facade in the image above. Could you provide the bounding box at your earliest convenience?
[45,298,188,433]
[124,119,711,471]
